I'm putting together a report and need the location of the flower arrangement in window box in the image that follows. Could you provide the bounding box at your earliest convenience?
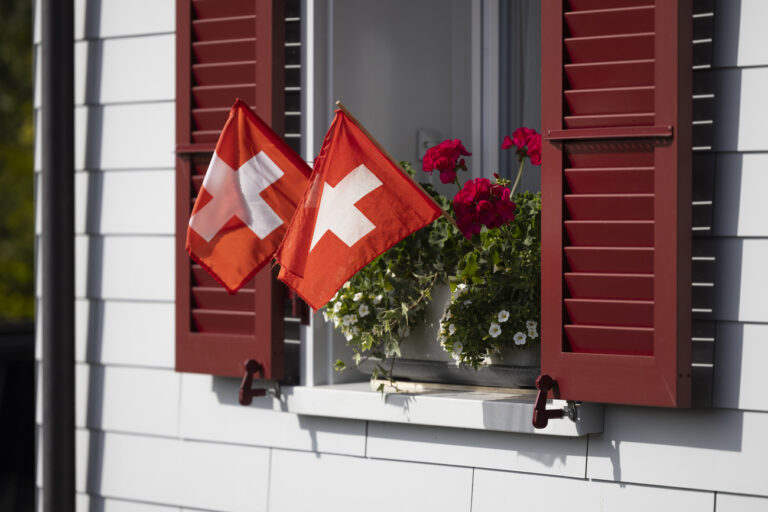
[326,129,542,383]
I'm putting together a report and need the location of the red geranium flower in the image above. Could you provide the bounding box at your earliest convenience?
[453,178,516,239]
[423,139,471,183]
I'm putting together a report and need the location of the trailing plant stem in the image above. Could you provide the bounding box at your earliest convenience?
[510,157,525,196]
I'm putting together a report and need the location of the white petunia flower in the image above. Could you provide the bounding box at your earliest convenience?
[513,331,527,346]
[333,317,341,328]
[353,292,363,302]
[342,315,353,326]
[489,322,502,338]
[453,342,463,355]
[373,294,383,305]
[527,328,538,340]
[438,335,447,347]
[463,300,472,306]
[448,323,456,335]
[343,281,351,289]
[333,301,342,312]
[322,311,330,322]
[526,320,537,330]
[344,330,354,341]
[453,283,468,299]
[498,310,510,323]
[359,304,370,317]
[445,309,452,320]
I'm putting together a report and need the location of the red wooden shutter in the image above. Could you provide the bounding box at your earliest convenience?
[541,0,692,406]
[175,0,286,378]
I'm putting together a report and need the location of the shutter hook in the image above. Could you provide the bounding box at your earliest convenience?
[532,374,575,429]
[239,359,280,405]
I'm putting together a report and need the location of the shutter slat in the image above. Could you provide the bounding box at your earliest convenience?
[192,287,255,311]
[191,130,222,144]
[565,143,654,167]
[564,86,654,116]
[564,113,654,128]
[564,247,654,273]
[192,39,256,64]
[192,0,256,19]
[564,325,653,355]
[565,273,653,299]
[192,15,257,41]
[192,310,254,334]
[192,84,257,108]
[565,6,654,37]
[565,33,654,63]
[193,62,254,86]
[564,168,653,193]
[565,60,654,89]
[565,299,653,327]
[191,107,231,132]
[565,194,653,220]
[567,0,652,10]
[565,221,654,246]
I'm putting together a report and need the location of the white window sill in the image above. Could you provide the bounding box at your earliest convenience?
[278,381,603,436]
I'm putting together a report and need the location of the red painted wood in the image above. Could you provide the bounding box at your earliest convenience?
[564,113,655,128]
[564,325,653,355]
[565,6,654,38]
[565,220,654,246]
[192,39,256,65]
[176,0,287,378]
[564,247,654,273]
[541,0,692,407]
[192,62,254,87]
[192,287,256,311]
[565,299,653,327]
[192,16,257,41]
[567,0,652,10]
[565,273,653,299]
[565,86,654,116]
[565,194,653,220]
[565,60,654,89]
[564,168,653,193]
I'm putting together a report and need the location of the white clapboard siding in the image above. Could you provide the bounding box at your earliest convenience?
[47,429,270,512]
[268,449,473,512]
[713,153,768,237]
[716,492,768,512]
[713,322,768,412]
[711,68,768,152]
[34,0,175,44]
[587,407,768,496]
[37,491,182,512]
[471,469,714,512]
[67,235,174,301]
[708,238,768,323]
[36,364,180,437]
[714,0,768,68]
[73,35,175,106]
[75,103,175,170]
[74,170,175,235]
[37,299,175,366]
[179,373,367,456]
[366,421,587,478]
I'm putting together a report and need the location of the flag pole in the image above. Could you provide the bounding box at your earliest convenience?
[334,101,460,231]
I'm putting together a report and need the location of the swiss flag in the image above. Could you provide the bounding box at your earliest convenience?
[186,99,311,293]
[275,109,443,309]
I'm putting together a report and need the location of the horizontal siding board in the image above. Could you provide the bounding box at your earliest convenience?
[716,493,768,512]
[366,421,587,478]
[65,430,269,512]
[70,170,175,235]
[72,35,174,106]
[713,153,768,237]
[587,407,768,496]
[179,373,366,455]
[73,103,175,171]
[710,68,768,152]
[74,494,181,512]
[713,0,768,68]
[713,322,768,412]
[705,238,768,323]
[472,468,713,512]
[269,450,473,512]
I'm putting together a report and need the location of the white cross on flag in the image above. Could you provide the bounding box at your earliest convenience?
[186,100,311,293]
[275,108,443,309]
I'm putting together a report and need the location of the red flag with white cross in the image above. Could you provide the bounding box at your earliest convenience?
[275,108,443,310]
[186,99,311,293]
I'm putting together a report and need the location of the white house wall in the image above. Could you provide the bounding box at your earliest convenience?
[34,0,768,510]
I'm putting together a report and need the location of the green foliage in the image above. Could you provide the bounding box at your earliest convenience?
[0,0,34,323]
[440,191,541,368]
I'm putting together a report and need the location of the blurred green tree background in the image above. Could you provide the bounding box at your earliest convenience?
[0,0,34,324]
